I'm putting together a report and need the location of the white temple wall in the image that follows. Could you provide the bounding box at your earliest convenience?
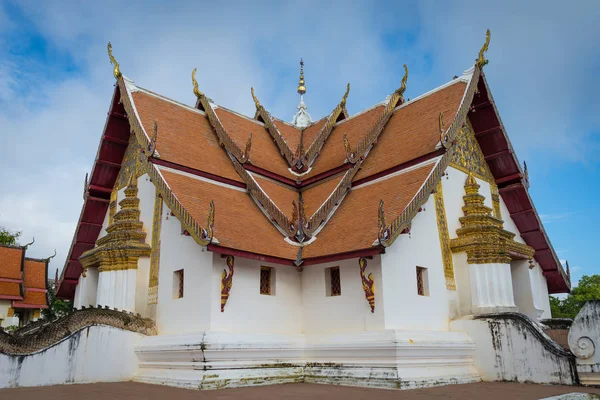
[302,257,383,334]
[381,196,449,331]
[96,269,137,311]
[133,174,155,317]
[511,259,540,319]
[499,195,526,244]
[211,256,302,334]
[530,263,551,319]
[74,267,98,309]
[155,202,212,335]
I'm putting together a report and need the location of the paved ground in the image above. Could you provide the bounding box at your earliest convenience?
[2,382,600,400]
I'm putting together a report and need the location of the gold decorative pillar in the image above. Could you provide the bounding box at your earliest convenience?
[79,174,151,311]
[450,174,534,314]
[148,192,163,305]
[434,181,456,290]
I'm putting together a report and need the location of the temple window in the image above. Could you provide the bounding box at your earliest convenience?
[416,266,429,296]
[260,266,275,295]
[325,266,341,297]
[173,269,184,299]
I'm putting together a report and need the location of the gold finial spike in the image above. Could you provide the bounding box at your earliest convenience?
[107,42,122,79]
[251,87,261,110]
[297,58,306,95]
[192,68,203,98]
[396,64,409,97]
[476,29,491,68]
[341,83,350,107]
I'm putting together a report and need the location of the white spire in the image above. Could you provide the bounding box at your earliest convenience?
[292,58,312,128]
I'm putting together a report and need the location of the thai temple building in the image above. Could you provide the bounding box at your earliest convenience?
[0,242,52,328]
[6,31,598,390]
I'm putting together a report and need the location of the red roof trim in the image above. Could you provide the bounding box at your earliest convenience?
[11,303,49,309]
[0,295,23,300]
[151,158,247,189]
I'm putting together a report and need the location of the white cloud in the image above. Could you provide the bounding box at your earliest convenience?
[0,0,598,281]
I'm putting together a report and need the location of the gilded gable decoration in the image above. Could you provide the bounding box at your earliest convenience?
[476,29,491,68]
[439,112,451,149]
[450,174,534,264]
[107,42,122,79]
[148,191,163,305]
[434,181,456,290]
[359,257,375,313]
[114,135,146,191]
[449,119,495,183]
[220,255,234,312]
[378,200,389,243]
[242,132,252,162]
[79,172,151,273]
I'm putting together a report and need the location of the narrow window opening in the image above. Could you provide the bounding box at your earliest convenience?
[416,266,429,296]
[260,266,275,295]
[325,266,341,297]
[173,269,184,299]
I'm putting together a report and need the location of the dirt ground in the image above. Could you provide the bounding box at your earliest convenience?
[3,382,600,400]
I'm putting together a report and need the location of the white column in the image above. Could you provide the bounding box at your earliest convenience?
[469,263,517,314]
[96,269,138,311]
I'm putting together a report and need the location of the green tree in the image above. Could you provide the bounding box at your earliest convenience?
[42,280,72,321]
[0,226,21,246]
[550,275,600,319]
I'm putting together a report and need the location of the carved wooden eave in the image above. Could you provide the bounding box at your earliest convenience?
[303,83,350,168]
[251,88,296,167]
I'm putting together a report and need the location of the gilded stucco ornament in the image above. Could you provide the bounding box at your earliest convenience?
[79,171,151,273]
[476,29,491,68]
[220,255,234,312]
[251,87,262,110]
[450,174,534,264]
[343,132,355,162]
[359,257,375,313]
[434,181,456,290]
[242,132,252,162]
[439,112,451,149]
[107,42,122,79]
[200,200,215,242]
[377,200,390,243]
[148,191,163,305]
[144,121,158,159]
[341,83,350,107]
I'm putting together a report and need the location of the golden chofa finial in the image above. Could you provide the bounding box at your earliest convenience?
[396,64,409,97]
[476,29,491,68]
[192,68,203,98]
[341,83,350,107]
[251,87,261,109]
[107,42,122,79]
[297,58,306,95]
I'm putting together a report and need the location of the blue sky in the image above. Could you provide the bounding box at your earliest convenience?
[0,0,598,289]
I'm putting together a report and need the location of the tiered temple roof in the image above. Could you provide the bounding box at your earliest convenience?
[0,243,50,310]
[56,35,571,298]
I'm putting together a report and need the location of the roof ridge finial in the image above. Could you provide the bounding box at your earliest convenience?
[107,42,122,79]
[297,58,306,95]
[476,29,491,68]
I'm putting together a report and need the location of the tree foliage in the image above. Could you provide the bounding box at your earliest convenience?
[42,280,72,321]
[550,274,600,319]
[0,226,21,246]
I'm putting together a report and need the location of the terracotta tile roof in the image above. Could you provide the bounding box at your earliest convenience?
[131,91,243,183]
[273,119,301,152]
[302,117,327,150]
[161,169,297,260]
[0,281,21,297]
[215,108,292,178]
[355,81,466,181]
[23,259,46,290]
[303,163,435,258]
[304,106,384,179]
[21,290,48,307]
[303,173,345,217]
[0,246,23,280]
[253,175,298,221]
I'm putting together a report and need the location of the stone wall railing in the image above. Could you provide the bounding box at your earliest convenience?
[0,306,156,355]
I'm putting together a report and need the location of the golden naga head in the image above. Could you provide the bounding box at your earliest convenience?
[192,68,203,98]
[476,29,491,68]
[251,87,261,110]
[107,42,122,79]
[396,64,408,97]
[341,83,350,107]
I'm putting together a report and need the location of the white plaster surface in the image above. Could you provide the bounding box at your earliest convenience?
[451,315,576,385]
[0,326,142,388]
[568,301,600,385]
[512,260,542,319]
[469,262,516,314]
[381,196,450,331]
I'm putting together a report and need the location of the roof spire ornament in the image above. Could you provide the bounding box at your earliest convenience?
[192,68,203,99]
[292,58,312,128]
[476,29,491,68]
[107,42,122,79]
